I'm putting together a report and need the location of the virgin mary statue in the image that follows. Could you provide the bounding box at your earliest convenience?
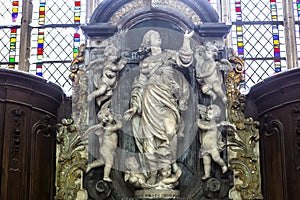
[124,30,194,185]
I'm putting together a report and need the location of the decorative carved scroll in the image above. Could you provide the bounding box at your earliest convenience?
[55,118,88,200]
[226,55,263,199]
[70,44,89,134]
[32,115,53,137]
[9,108,24,172]
[292,106,300,171]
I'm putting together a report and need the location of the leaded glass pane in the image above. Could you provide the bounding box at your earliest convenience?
[0,0,22,69]
[42,62,73,95]
[0,28,13,63]
[0,0,22,25]
[29,0,86,96]
[230,0,286,93]
[43,27,74,61]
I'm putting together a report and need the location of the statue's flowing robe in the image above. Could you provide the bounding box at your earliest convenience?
[130,51,190,172]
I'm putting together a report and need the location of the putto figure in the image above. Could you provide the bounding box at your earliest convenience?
[87,45,126,113]
[195,45,231,103]
[124,30,194,187]
[85,108,122,182]
[197,104,235,180]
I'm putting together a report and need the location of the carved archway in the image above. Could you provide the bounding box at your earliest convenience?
[81,0,228,40]
[90,0,219,25]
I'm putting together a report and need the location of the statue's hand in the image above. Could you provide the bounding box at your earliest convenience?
[124,107,138,121]
[184,30,194,39]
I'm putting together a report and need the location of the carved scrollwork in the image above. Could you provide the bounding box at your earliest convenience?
[32,115,53,137]
[9,108,24,172]
[261,114,283,137]
[292,106,300,171]
[70,44,89,134]
[226,56,263,200]
[55,118,88,200]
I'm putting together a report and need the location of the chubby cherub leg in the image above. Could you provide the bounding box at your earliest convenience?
[211,148,228,173]
[202,155,212,180]
[101,147,116,182]
[212,81,227,103]
[103,164,113,182]
[86,159,105,173]
[202,85,217,101]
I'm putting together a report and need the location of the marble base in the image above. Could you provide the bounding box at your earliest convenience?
[135,189,180,199]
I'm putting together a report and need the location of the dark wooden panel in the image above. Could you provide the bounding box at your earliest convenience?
[0,69,65,200]
[245,68,300,200]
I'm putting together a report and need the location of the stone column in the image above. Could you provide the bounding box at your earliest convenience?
[282,0,298,68]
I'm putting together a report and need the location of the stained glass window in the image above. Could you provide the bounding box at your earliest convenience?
[0,0,86,96]
[0,0,297,95]
[30,0,86,95]
[231,0,287,93]
[0,0,22,69]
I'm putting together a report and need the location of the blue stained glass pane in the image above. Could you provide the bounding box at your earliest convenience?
[238,47,244,54]
[12,13,18,18]
[38,43,44,48]
[36,72,43,76]
[273,35,279,40]
[274,52,280,57]
[275,68,281,72]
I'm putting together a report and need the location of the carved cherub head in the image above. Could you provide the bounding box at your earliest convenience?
[159,165,172,178]
[206,104,221,121]
[98,108,114,124]
[104,45,119,62]
[205,45,218,60]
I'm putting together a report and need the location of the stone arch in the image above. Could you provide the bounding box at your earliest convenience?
[89,0,219,30]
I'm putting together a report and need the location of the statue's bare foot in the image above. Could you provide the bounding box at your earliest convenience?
[202,174,211,180]
[222,165,228,173]
[103,177,113,182]
[86,165,92,173]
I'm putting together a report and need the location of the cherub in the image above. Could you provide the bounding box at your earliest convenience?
[197,104,235,180]
[195,45,232,103]
[87,45,126,110]
[124,156,148,188]
[85,108,122,182]
[155,164,182,189]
